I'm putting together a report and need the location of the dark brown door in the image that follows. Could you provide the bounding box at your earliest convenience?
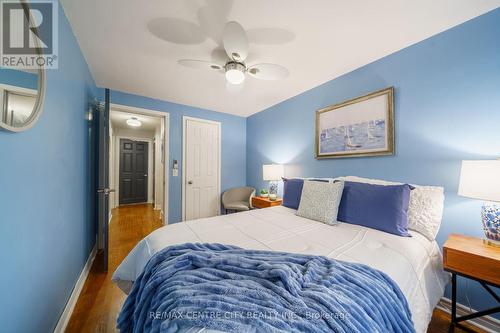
[97,89,111,271]
[119,139,148,204]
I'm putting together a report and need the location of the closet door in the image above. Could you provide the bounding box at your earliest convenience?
[183,117,220,221]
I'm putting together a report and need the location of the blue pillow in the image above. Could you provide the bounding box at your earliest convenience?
[282,178,304,209]
[282,178,329,209]
[337,181,412,237]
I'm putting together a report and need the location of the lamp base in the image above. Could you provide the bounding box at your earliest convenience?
[269,181,278,196]
[483,239,500,248]
[481,203,500,246]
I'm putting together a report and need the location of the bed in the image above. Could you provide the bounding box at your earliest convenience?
[113,205,449,333]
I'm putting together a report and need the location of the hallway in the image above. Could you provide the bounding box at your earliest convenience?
[66,204,163,333]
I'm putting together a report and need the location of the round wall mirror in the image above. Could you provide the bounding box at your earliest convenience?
[0,1,46,132]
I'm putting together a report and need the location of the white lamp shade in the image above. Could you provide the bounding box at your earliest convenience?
[263,164,284,181]
[458,160,500,202]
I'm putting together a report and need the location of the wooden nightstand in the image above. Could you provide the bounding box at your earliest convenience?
[251,196,282,209]
[443,234,500,329]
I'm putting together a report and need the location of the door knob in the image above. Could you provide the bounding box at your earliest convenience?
[187,180,193,185]
[97,188,115,195]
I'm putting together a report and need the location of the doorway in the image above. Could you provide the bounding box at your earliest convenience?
[98,103,169,252]
[108,104,169,223]
[182,116,221,221]
[119,139,149,204]
[95,97,170,272]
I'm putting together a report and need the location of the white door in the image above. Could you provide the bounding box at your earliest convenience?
[183,117,220,221]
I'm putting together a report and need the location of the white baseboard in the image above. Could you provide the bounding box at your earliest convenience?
[437,297,500,333]
[53,245,97,333]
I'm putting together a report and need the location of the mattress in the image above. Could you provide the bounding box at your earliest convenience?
[112,206,449,333]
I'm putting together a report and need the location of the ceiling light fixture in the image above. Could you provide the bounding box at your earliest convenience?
[225,62,246,85]
[126,117,141,127]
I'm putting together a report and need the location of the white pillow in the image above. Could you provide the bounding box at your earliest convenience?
[291,177,341,183]
[341,176,445,241]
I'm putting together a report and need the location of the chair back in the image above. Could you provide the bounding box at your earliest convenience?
[222,187,256,207]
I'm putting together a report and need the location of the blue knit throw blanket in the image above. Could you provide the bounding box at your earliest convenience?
[117,243,414,333]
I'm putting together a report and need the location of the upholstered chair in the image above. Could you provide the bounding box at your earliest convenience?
[221,187,256,214]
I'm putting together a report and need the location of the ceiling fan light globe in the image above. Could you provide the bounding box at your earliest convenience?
[225,62,246,85]
[225,69,245,85]
[126,117,142,127]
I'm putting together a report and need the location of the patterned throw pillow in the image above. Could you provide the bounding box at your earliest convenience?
[297,180,344,225]
[282,178,330,209]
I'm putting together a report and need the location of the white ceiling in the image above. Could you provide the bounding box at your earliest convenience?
[110,110,161,132]
[61,0,500,117]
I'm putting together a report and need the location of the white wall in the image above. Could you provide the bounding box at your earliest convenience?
[109,123,116,211]
[154,121,165,213]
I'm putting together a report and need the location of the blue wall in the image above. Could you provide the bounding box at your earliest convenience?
[247,9,500,316]
[0,68,38,90]
[107,90,247,224]
[0,2,99,332]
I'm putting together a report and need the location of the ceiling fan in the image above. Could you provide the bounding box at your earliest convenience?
[178,21,289,85]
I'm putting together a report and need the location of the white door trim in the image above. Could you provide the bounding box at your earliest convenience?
[110,103,170,224]
[182,116,221,221]
[115,136,154,205]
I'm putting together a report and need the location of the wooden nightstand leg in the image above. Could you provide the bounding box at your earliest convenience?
[449,275,500,329]
[451,273,457,324]
[480,282,500,303]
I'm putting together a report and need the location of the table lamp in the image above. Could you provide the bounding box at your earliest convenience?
[263,164,284,200]
[458,160,500,246]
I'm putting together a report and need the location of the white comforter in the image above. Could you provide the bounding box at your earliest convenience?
[113,206,449,333]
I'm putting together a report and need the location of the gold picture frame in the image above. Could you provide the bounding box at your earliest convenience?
[315,87,394,159]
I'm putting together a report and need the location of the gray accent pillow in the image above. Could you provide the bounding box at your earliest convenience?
[297,180,344,225]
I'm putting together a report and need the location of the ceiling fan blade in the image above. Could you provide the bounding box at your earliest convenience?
[247,63,289,80]
[222,21,249,62]
[210,47,229,64]
[177,59,223,71]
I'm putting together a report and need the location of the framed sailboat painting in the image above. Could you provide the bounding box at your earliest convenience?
[315,87,394,159]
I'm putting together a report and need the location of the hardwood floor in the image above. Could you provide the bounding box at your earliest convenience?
[66,204,163,333]
[66,204,485,333]
[428,311,486,333]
